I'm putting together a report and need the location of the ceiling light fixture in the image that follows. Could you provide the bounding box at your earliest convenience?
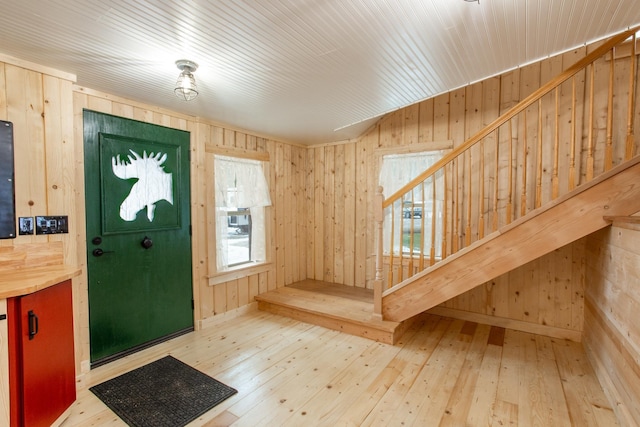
[464,0,479,3]
[174,59,199,101]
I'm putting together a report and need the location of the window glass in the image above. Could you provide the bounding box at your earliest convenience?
[214,155,271,270]
[379,150,445,257]
[226,208,251,266]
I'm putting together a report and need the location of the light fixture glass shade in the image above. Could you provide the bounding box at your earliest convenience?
[174,60,199,101]
[175,71,198,101]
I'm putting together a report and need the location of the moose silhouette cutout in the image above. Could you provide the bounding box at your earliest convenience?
[112,149,174,222]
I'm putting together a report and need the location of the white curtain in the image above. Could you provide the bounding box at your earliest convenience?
[214,155,271,270]
[379,151,445,256]
[379,151,444,199]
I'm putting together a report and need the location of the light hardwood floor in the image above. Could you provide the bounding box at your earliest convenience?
[62,309,617,426]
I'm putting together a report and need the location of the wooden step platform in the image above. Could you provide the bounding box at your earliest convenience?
[255,279,412,344]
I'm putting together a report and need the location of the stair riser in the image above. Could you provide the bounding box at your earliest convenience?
[257,301,396,344]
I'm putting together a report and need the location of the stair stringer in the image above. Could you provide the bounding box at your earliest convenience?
[381,157,640,323]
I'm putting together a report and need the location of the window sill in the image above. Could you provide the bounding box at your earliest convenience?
[207,262,273,286]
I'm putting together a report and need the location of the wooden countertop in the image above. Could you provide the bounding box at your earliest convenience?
[0,265,81,299]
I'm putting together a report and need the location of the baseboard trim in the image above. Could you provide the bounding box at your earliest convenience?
[427,306,582,342]
[199,302,259,330]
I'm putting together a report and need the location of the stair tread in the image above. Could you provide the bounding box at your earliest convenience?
[256,285,399,331]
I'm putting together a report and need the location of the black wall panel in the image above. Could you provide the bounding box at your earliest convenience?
[0,120,15,239]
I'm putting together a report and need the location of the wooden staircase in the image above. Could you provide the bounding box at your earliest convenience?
[256,157,640,341]
[372,27,640,324]
[382,157,640,322]
[257,28,640,344]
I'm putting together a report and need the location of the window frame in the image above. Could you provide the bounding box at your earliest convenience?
[376,141,453,259]
[206,147,273,285]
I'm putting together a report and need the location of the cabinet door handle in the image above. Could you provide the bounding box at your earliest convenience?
[28,310,39,340]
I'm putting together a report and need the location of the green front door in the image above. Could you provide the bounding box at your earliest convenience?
[83,110,193,366]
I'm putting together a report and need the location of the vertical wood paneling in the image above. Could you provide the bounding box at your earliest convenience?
[341,44,625,335]
[365,128,380,288]
[433,94,450,141]
[112,102,134,119]
[1,63,81,372]
[404,103,419,145]
[7,66,46,229]
[359,132,376,289]
[275,142,286,287]
[60,81,311,375]
[343,142,356,286]
[249,274,259,301]
[584,226,640,426]
[313,147,325,280]
[214,280,227,314]
[266,139,278,292]
[237,276,249,306]
[5,37,637,387]
[570,238,586,331]
[306,148,315,278]
[295,146,307,282]
[43,76,76,263]
[72,91,91,372]
[0,65,7,122]
[465,83,483,243]
[283,143,294,285]
[204,148,217,317]
[226,279,239,310]
[449,89,465,250]
[519,62,542,216]
[418,98,434,142]
[333,144,345,284]
[539,54,563,206]
[379,110,402,147]
[187,123,208,321]
[323,146,335,281]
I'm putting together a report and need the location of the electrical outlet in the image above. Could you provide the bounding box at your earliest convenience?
[35,215,69,235]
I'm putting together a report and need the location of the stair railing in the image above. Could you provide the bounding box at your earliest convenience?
[373,27,640,318]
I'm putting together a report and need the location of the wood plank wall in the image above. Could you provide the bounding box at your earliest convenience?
[309,39,639,339]
[0,60,83,370]
[307,46,596,337]
[2,33,638,377]
[431,240,586,340]
[584,224,640,426]
[71,87,309,370]
[0,62,76,259]
[0,57,309,374]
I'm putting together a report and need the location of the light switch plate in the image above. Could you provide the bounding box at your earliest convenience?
[35,215,69,235]
[18,217,34,235]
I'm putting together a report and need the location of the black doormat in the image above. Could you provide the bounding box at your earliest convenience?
[90,356,237,427]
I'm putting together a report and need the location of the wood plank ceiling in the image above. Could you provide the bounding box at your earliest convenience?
[0,0,638,144]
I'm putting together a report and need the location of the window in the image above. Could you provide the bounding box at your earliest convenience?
[379,149,445,257]
[226,207,252,266]
[214,155,271,270]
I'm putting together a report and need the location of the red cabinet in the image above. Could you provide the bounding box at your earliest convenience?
[7,280,76,427]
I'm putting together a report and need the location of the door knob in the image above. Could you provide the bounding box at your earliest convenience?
[141,236,153,249]
[92,248,114,257]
